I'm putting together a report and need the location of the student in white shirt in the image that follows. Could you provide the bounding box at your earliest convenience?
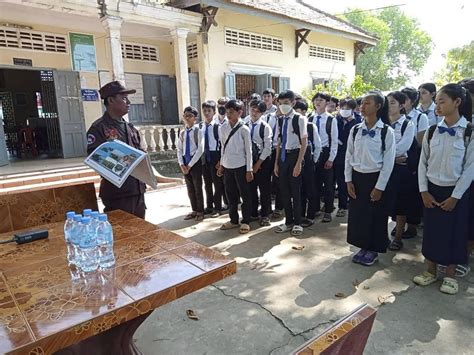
[309,92,339,223]
[413,83,473,295]
[177,106,205,221]
[243,93,261,124]
[217,99,254,234]
[213,96,229,126]
[294,101,321,227]
[264,107,285,219]
[326,96,339,115]
[418,82,440,126]
[247,99,273,226]
[262,88,278,115]
[201,100,225,217]
[274,90,308,236]
[345,91,396,266]
[385,91,416,252]
[401,86,429,238]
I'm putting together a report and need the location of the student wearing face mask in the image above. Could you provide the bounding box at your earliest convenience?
[334,98,361,218]
[214,97,229,126]
[274,90,308,236]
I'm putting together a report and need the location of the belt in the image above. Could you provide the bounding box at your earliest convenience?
[285,148,300,153]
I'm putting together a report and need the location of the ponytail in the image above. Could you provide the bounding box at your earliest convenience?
[439,83,473,122]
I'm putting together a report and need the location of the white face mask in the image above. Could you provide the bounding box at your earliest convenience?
[279,104,293,115]
[339,109,352,118]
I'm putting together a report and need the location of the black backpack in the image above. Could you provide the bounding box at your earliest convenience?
[307,123,315,154]
[427,122,472,146]
[278,114,302,144]
[246,121,267,163]
[309,113,334,148]
[352,123,389,151]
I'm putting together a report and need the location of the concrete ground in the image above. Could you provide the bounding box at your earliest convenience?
[132,186,474,355]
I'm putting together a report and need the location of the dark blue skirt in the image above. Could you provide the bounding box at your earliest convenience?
[422,182,469,265]
[347,170,391,253]
[389,163,418,217]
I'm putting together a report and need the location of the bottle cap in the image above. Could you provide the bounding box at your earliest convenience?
[81,217,91,224]
[66,211,75,218]
[91,211,99,218]
[83,209,92,216]
[99,214,108,221]
[73,214,82,222]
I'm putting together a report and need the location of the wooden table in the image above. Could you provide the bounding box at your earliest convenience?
[0,210,236,354]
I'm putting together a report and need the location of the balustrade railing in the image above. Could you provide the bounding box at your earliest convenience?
[138,125,182,153]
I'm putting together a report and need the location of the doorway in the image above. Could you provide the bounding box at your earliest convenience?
[0,68,86,163]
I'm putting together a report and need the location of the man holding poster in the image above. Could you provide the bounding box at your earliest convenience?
[86,81,147,218]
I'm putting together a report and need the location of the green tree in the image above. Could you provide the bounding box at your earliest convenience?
[434,41,474,86]
[341,7,433,90]
[302,75,373,109]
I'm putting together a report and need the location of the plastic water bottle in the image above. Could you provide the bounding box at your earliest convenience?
[79,217,99,273]
[96,214,115,269]
[91,211,99,231]
[68,214,83,265]
[64,211,75,262]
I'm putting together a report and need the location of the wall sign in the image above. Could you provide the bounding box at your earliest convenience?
[69,33,97,72]
[13,58,33,66]
[81,89,99,102]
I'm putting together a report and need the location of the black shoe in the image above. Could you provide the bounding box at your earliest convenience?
[402,229,417,239]
[204,208,214,215]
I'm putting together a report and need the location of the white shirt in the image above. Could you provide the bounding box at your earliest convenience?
[248,117,273,161]
[243,115,251,125]
[309,111,338,161]
[345,119,396,191]
[276,110,308,150]
[391,115,415,158]
[213,115,228,126]
[177,125,204,168]
[308,122,322,163]
[418,116,474,199]
[406,108,429,134]
[418,102,440,127]
[265,105,277,115]
[201,120,220,152]
[265,113,279,148]
[219,120,253,171]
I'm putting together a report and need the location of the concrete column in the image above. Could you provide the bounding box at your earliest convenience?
[170,28,190,115]
[101,16,125,84]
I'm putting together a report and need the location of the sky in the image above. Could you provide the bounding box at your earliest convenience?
[307,0,473,84]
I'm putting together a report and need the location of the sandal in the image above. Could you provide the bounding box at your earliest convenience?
[336,209,346,217]
[291,225,303,236]
[388,240,403,251]
[184,212,197,220]
[322,213,332,223]
[259,217,271,227]
[220,221,239,230]
[239,223,250,234]
[301,218,314,228]
[275,224,292,233]
[195,213,204,222]
[440,277,458,295]
[413,271,437,286]
[271,210,283,220]
[438,264,471,278]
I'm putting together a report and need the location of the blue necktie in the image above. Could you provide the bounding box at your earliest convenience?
[204,124,211,162]
[316,115,321,133]
[184,129,191,165]
[362,129,376,138]
[438,126,456,136]
[251,123,257,140]
[281,117,289,162]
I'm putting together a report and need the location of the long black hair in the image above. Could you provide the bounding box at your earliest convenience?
[418,82,437,103]
[439,83,473,122]
[387,91,407,115]
[401,87,419,108]
[364,90,389,124]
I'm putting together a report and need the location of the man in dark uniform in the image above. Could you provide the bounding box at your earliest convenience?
[86,81,147,218]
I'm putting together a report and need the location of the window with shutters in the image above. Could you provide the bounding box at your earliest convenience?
[309,45,345,62]
[187,41,198,60]
[225,27,283,53]
[0,26,67,53]
[121,42,159,62]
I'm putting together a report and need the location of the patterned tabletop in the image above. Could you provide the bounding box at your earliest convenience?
[0,210,236,355]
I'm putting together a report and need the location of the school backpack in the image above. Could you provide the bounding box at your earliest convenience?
[307,123,315,154]
[246,121,268,163]
[352,123,389,152]
[400,120,420,173]
[427,122,473,147]
[308,113,334,147]
[407,112,422,131]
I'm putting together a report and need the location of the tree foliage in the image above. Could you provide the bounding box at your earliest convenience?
[434,41,474,86]
[341,7,433,90]
[302,75,374,109]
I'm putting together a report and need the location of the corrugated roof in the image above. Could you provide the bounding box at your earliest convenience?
[227,0,377,44]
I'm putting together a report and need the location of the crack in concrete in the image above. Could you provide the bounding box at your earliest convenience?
[212,285,335,354]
